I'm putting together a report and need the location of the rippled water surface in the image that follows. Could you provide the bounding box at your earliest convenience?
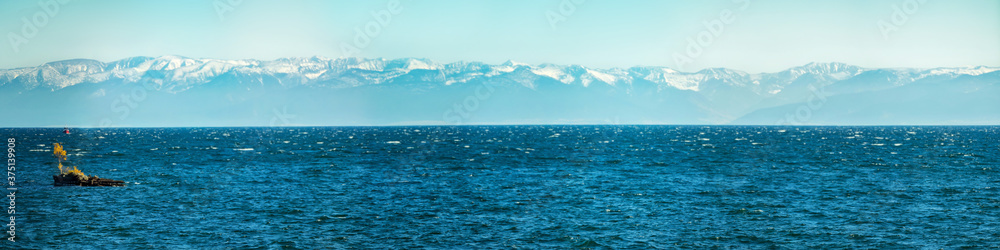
[5,126,1000,248]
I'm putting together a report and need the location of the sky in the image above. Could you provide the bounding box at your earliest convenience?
[1,0,998,72]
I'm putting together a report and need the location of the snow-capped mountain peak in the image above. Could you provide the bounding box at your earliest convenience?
[501,60,530,67]
[785,62,864,80]
[924,66,1000,76]
[0,57,995,96]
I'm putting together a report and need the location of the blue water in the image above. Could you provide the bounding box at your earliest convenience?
[4,126,999,248]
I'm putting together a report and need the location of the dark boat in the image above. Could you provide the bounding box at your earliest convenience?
[63,127,70,134]
[53,174,126,187]
[50,143,125,187]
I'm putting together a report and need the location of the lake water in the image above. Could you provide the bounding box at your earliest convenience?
[4,126,999,248]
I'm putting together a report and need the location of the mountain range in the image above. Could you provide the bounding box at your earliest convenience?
[1,56,997,127]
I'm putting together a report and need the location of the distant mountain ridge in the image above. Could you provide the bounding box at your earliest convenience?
[0,56,997,126]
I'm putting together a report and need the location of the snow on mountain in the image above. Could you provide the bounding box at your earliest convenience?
[663,74,703,91]
[0,59,107,90]
[697,68,752,85]
[0,56,995,96]
[3,57,997,127]
[787,62,864,80]
[501,60,530,67]
[385,58,441,71]
[633,67,702,91]
[531,65,573,83]
[923,66,1000,77]
[581,69,617,87]
[753,62,864,88]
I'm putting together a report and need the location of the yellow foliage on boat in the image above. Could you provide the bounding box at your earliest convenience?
[65,166,88,181]
[53,143,86,178]
[53,143,67,161]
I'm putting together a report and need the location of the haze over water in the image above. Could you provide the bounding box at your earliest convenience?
[8,126,999,248]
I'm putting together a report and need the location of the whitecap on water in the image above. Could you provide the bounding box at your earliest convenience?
[234,148,254,151]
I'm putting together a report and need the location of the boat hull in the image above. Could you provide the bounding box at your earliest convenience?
[53,175,126,187]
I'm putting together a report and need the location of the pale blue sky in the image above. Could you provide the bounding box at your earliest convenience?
[1,0,998,72]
